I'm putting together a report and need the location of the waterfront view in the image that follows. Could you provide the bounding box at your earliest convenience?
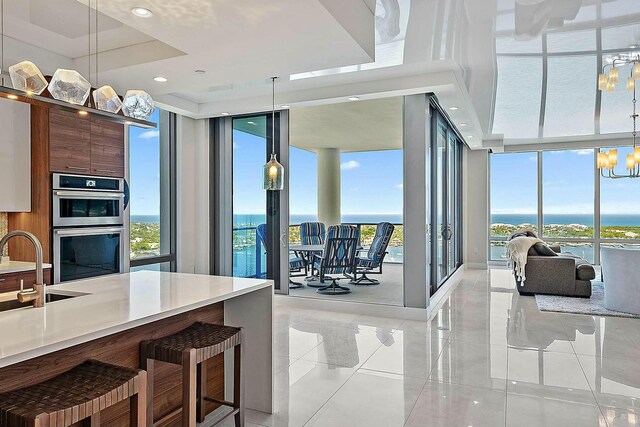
[233,214,404,278]
[130,215,161,259]
[490,214,640,262]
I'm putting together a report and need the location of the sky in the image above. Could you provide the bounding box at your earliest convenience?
[232,126,403,218]
[491,149,640,217]
[129,109,161,216]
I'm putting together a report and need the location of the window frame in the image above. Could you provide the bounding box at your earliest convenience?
[489,147,640,265]
[129,110,177,271]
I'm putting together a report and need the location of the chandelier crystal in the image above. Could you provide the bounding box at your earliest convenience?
[598,54,640,179]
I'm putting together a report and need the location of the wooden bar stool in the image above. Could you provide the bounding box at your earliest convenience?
[0,360,147,427]
[141,322,243,427]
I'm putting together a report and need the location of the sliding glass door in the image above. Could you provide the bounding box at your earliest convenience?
[431,101,463,293]
[231,116,268,278]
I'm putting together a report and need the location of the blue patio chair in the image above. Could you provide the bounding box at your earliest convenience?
[256,224,305,289]
[298,222,326,278]
[312,225,359,295]
[350,222,395,285]
[300,222,326,245]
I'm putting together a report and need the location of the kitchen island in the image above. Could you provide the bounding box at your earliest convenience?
[0,271,273,425]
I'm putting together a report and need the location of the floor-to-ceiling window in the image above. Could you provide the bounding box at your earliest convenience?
[490,152,538,261]
[129,109,176,272]
[490,147,640,264]
[232,116,267,278]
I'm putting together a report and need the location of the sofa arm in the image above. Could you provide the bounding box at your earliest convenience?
[520,256,576,294]
[549,245,562,253]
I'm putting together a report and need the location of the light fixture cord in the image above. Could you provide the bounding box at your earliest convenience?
[272,76,276,154]
[88,0,91,88]
[1,0,4,86]
[95,0,98,87]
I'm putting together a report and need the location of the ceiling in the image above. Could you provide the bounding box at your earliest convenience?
[1,0,639,149]
[290,97,403,152]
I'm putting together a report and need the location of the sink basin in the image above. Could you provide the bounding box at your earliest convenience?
[0,292,79,312]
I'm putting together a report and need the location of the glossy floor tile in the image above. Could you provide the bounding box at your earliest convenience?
[505,394,606,427]
[305,370,425,427]
[263,267,640,426]
[404,381,506,427]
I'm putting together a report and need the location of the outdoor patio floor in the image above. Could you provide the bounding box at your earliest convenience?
[288,263,403,306]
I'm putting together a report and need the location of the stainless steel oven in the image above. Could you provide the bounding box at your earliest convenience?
[53,226,125,284]
[52,173,125,227]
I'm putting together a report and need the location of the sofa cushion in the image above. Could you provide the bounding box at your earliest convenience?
[527,246,538,256]
[576,261,596,281]
[533,242,558,256]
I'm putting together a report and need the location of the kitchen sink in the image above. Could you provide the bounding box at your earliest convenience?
[0,293,79,312]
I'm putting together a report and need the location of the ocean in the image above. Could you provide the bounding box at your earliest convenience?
[132,214,404,225]
[131,214,404,278]
[492,214,640,227]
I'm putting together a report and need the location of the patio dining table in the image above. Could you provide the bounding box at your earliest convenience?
[289,244,325,286]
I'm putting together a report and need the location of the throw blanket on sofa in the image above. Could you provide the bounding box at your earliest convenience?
[506,236,542,284]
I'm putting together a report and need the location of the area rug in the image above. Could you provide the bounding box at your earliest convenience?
[535,281,640,319]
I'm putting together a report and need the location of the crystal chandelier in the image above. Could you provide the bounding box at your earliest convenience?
[597,54,640,178]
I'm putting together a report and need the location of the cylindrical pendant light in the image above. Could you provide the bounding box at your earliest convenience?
[263,76,284,190]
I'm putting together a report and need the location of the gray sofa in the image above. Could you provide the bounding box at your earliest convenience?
[509,232,595,298]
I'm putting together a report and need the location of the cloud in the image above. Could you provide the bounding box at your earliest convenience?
[396,183,403,189]
[340,160,360,171]
[138,130,160,139]
[575,149,593,155]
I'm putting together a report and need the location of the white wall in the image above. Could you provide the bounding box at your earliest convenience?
[463,147,489,268]
[176,115,210,274]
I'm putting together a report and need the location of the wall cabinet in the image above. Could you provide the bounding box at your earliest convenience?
[0,98,31,212]
[49,110,125,177]
[0,269,53,293]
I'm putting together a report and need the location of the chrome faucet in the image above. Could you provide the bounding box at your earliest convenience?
[0,231,45,308]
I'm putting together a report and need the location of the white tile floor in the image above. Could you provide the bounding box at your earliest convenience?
[227,266,640,426]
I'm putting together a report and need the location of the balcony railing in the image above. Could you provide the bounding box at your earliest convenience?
[232,222,404,279]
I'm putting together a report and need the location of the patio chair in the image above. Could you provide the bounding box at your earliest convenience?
[256,224,305,289]
[350,222,395,285]
[313,225,359,295]
[299,221,326,277]
[300,222,326,245]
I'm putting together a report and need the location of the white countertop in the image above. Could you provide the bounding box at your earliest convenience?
[0,271,272,368]
[0,261,53,274]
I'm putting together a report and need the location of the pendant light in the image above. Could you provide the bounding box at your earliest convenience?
[263,76,284,190]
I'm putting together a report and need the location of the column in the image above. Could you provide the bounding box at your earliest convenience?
[317,148,341,225]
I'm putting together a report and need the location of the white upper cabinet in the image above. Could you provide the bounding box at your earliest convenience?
[0,98,31,212]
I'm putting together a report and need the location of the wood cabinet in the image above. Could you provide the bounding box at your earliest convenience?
[49,109,91,175]
[90,117,125,177]
[0,269,52,293]
[49,109,125,177]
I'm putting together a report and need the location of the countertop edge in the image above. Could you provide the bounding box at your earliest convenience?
[0,280,272,369]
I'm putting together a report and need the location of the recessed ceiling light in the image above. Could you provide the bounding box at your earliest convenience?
[221,112,230,116]
[280,105,290,109]
[449,106,459,110]
[131,7,153,18]
[460,122,468,127]
[6,94,18,100]
[195,69,206,74]
[153,76,167,83]
[247,121,256,125]
[348,96,360,101]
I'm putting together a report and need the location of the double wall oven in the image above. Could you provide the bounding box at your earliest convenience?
[52,174,126,283]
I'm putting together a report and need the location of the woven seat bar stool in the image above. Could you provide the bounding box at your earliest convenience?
[141,322,243,427]
[0,360,147,427]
